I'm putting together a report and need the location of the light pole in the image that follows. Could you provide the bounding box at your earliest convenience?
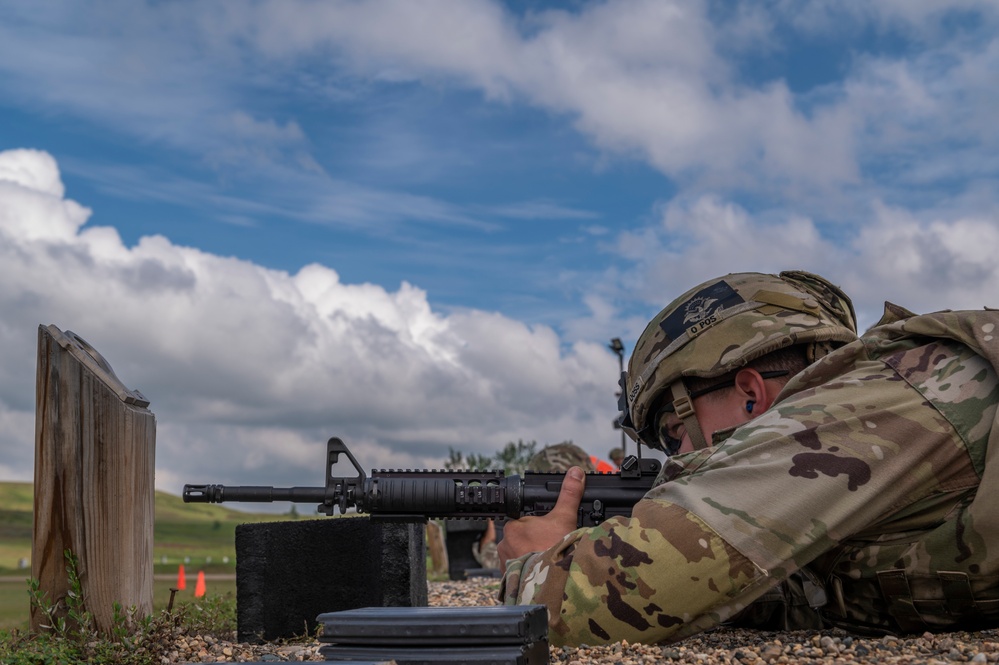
[608,338,625,457]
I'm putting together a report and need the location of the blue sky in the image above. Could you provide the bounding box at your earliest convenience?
[1,0,998,500]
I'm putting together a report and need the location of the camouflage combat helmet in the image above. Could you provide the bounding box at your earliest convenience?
[620,271,857,454]
[527,442,596,472]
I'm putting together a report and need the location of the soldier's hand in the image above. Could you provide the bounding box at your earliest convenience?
[498,466,585,572]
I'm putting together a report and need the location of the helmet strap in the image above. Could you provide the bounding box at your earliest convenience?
[669,380,709,451]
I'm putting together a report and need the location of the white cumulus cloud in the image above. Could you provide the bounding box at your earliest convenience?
[0,149,623,499]
[602,193,999,331]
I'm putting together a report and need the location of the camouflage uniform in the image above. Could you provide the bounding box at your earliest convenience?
[472,521,501,571]
[526,443,597,473]
[501,303,999,645]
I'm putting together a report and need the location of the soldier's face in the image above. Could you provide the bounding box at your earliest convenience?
[664,388,750,453]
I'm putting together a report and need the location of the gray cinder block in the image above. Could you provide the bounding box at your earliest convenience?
[235,517,427,642]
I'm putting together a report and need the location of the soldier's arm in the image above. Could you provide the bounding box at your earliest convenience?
[500,495,775,646]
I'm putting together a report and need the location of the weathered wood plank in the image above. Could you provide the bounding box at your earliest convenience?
[31,325,156,633]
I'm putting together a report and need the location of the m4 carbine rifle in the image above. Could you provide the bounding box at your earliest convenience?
[183,437,661,528]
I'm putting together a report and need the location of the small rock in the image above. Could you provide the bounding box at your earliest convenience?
[761,644,783,659]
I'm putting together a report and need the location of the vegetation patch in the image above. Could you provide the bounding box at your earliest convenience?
[1,550,238,665]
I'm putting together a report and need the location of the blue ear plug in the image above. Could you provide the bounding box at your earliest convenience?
[746,401,755,413]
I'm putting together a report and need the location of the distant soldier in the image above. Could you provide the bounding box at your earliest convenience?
[608,447,625,469]
[527,441,616,472]
[526,442,597,473]
[472,520,499,571]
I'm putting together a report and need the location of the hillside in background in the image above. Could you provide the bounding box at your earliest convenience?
[0,481,301,574]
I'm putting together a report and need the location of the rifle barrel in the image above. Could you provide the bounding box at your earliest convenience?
[183,484,328,504]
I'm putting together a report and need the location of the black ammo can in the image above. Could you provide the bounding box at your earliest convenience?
[318,604,549,664]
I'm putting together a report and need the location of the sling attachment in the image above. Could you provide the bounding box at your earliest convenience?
[670,381,708,450]
[939,571,978,618]
[877,569,928,633]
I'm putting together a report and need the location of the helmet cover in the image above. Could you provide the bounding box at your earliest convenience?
[526,442,596,472]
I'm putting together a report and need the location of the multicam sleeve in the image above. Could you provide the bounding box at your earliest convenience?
[500,499,774,646]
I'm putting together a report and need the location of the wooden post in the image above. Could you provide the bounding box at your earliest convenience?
[425,520,448,576]
[31,325,156,633]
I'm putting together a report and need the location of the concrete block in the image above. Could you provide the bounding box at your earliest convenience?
[235,517,427,642]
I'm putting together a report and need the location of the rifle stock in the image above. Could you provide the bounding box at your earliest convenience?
[183,436,661,528]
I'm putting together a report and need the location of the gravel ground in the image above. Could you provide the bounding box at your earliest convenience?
[161,577,999,663]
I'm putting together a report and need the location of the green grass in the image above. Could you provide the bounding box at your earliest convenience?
[0,582,30,631]
[2,551,241,665]
[0,481,299,630]
[0,482,34,573]
[0,578,238,632]
[0,483,296,571]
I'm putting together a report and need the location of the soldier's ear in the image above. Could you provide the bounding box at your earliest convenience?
[733,369,773,412]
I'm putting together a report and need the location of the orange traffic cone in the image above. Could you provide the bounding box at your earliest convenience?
[176,564,186,590]
[194,570,206,598]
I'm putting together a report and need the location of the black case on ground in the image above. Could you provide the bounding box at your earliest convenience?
[317,605,549,664]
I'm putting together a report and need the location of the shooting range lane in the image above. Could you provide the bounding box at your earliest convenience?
[151,577,999,663]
